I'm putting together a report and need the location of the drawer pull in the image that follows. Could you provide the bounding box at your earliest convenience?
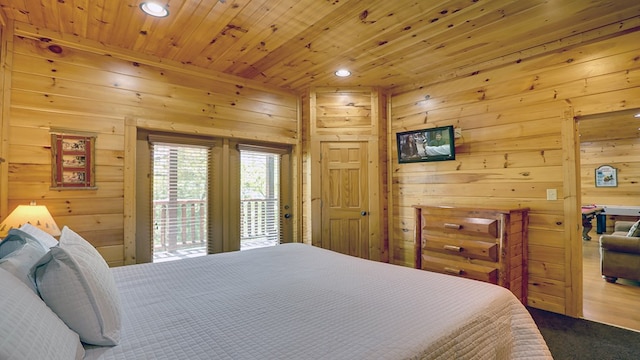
[444,245,462,252]
[444,267,462,275]
[444,223,462,230]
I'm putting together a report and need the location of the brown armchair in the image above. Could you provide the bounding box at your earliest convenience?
[599,221,640,283]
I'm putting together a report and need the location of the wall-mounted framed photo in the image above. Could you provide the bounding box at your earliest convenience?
[51,132,97,189]
[595,165,617,187]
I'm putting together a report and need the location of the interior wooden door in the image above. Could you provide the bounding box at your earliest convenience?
[320,141,369,258]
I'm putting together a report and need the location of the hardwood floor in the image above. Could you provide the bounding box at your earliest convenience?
[582,238,640,332]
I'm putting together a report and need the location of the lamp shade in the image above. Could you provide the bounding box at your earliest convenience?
[0,202,61,237]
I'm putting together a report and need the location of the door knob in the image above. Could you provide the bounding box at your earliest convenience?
[284,213,291,219]
[361,211,367,216]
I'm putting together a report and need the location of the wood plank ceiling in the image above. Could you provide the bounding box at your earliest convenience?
[0,0,639,93]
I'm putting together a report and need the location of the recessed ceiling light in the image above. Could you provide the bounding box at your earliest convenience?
[140,2,169,17]
[335,69,351,77]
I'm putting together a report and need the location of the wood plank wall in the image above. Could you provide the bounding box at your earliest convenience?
[1,26,299,266]
[388,30,640,316]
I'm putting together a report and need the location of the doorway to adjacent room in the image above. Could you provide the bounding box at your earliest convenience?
[577,108,640,331]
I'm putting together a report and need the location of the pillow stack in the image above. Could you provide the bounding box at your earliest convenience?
[33,226,123,346]
[0,224,122,359]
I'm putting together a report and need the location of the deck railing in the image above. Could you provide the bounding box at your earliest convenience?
[153,199,207,252]
[240,198,279,242]
[153,198,279,253]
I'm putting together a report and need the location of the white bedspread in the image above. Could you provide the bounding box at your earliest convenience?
[84,243,551,359]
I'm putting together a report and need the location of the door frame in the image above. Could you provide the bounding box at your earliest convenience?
[129,125,296,263]
[572,107,640,322]
[562,107,583,317]
[308,87,387,262]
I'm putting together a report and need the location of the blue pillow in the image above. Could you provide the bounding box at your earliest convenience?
[0,229,48,292]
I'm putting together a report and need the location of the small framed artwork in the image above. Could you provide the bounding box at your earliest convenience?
[595,165,617,188]
[51,133,97,189]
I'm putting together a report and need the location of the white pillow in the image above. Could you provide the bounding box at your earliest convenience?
[0,231,47,292]
[19,223,59,248]
[0,267,84,360]
[33,226,122,346]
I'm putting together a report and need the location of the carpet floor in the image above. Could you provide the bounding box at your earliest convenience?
[528,307,640,359]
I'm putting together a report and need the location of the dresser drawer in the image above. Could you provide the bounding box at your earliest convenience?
[414,206,529,304]
[423,214,499,239]
[422,235,498,262]
[421,254,498,283]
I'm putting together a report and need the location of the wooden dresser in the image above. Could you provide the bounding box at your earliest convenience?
[414,206,529,304]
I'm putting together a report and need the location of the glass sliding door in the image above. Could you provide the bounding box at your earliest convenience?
[239,148,281,250]
[151,142,211,262]
[136,133,292,262]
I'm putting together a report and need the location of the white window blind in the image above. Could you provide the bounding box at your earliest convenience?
[239,148,281,249]
[150,138,212,259]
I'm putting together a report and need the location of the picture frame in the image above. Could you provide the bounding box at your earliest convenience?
[595,165,617,187]
[51,133,97,189]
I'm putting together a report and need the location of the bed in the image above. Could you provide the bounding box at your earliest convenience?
[1,225,552,360]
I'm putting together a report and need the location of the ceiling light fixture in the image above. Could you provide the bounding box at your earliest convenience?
[335,69,351,77]
[140,2,169,17]
[635,112,640,118]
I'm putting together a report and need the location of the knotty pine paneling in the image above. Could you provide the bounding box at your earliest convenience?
[300,91,312,245]
[4,35,298,266]
[389,30,640,316]
[315,92,373,129]
[2,1,639,92]
[311,88,377,136]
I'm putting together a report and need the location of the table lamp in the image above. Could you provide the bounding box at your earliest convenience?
[0,201,61,238]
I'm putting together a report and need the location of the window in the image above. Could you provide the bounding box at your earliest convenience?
[150,138,212,262]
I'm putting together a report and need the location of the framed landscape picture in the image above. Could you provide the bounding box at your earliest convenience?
[51,133,96,189]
